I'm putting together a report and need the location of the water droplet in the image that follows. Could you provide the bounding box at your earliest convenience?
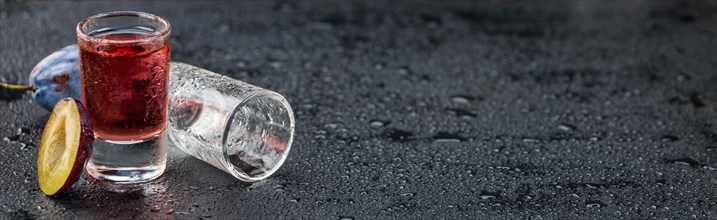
[479,190,501,200]
[274,184,286,192]
[420,14,442,28]
[661,134,680,142]
[450,95,476,104]
[324,123,340,130]
[218,23,230,32]
[400,192,415,197]
[4,135,19,142]
[369,120,389,128]
[269,61,282,69]
[666,157,700,167]
[557,123,576,132]
[236,60,248,68]
[16,127,29,135]
[585,200,607,208]
[339,217,354,220]
[397,67,411,75]
[432,132,466,143]
[522,138,539,143]
[374,63,385,70]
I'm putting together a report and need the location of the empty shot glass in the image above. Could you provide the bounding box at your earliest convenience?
[168,62,295,182]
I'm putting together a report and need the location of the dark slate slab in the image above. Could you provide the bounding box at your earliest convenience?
[1,0,716,218]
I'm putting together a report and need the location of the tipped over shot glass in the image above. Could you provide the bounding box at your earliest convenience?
[168,62,295,182]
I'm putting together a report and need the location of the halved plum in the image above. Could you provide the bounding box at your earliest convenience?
[37,98,93,196]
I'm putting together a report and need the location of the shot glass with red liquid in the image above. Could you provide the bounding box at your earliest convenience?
[77,11,170,183]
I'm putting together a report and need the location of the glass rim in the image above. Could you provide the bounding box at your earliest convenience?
[221,91,295,182]
[76,11,171,45]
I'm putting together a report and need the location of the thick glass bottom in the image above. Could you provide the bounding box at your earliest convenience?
[86,130,167,184]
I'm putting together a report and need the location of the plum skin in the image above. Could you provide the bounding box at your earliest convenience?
[30,45,82,110]
[61,98,94,195]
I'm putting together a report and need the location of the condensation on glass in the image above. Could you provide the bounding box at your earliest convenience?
[168,62,295,182]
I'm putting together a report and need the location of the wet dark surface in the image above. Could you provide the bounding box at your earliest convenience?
[1,0,717,218]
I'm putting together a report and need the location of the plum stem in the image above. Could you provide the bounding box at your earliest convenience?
[0,82,36,92]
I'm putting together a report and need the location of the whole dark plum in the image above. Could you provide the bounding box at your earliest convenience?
[29,44,82,110]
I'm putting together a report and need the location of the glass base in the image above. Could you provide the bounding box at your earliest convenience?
[86,130,168,184]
